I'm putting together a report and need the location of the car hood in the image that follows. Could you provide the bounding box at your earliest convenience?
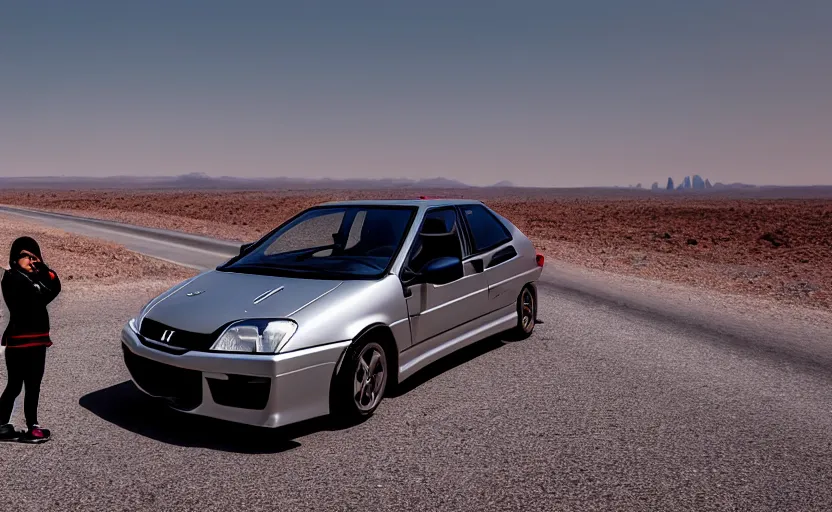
[139,269,343,333]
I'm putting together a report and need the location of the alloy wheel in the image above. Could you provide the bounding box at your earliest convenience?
[521,288,535,333]
[353,342,387,412]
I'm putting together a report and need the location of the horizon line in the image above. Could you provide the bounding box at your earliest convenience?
[0,173,831,189]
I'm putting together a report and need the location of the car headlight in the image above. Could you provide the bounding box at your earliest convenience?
[128,317,140,334]
[210,320,298,354]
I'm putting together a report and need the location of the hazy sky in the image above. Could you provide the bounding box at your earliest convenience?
[1,1,830,187]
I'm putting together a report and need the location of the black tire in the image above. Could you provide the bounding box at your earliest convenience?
[330,337,390,425]
[508,285,536,340]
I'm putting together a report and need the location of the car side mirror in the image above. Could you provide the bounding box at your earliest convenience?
[415,256,463,285]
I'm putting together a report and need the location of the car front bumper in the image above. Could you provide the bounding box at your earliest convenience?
[120,323,351,428]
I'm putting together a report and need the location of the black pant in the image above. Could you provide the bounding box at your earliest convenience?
[0,346,47,428]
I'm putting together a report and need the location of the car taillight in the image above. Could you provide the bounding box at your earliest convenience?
[536,253,544,267]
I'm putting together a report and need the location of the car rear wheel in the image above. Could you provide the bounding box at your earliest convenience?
[509,285,536,339]
[331,338,389,424]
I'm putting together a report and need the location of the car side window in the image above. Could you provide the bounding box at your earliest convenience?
[461,204,511,253]
[406,208,464,273]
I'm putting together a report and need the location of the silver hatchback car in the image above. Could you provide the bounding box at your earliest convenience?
[121,198,544,428]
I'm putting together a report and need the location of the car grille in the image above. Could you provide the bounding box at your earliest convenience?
[122,343,203,411]
[138,317,221,352]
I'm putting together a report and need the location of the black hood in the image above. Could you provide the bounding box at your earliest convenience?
[9,236,43,268]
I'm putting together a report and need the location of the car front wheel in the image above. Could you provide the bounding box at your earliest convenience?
[331,338,389,424]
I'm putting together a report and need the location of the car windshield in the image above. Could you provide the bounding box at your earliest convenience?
[221,205,417,279]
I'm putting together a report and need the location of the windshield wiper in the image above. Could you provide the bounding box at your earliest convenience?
[284,264,346,276]
[328,258,382,271]
[221,263,321,276]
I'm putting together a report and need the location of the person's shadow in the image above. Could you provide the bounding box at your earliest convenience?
[79,328,540,454]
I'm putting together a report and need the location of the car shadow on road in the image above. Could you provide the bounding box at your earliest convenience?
[80,330,532,453]
[78,381,344,454]
[388,331,518,397]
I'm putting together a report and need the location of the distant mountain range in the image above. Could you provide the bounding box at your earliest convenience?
[0,173,496,190]
[0,174,828,196]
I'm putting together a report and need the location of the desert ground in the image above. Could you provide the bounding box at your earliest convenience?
[0,188,829,310]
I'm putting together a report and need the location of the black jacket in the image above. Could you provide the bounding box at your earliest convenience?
[1,263,61,348]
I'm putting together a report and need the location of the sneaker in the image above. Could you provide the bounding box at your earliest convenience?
[0,423,22,442]
[18,424,50,444]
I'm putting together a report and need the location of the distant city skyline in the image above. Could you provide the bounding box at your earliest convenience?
[1,1,831,187]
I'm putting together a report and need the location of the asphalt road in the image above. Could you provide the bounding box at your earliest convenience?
[1,206,832,511]
[0,205,240,270]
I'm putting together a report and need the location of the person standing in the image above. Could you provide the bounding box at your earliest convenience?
[0,236,61,443]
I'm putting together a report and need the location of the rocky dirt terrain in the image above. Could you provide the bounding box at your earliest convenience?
[0,189,829,310]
